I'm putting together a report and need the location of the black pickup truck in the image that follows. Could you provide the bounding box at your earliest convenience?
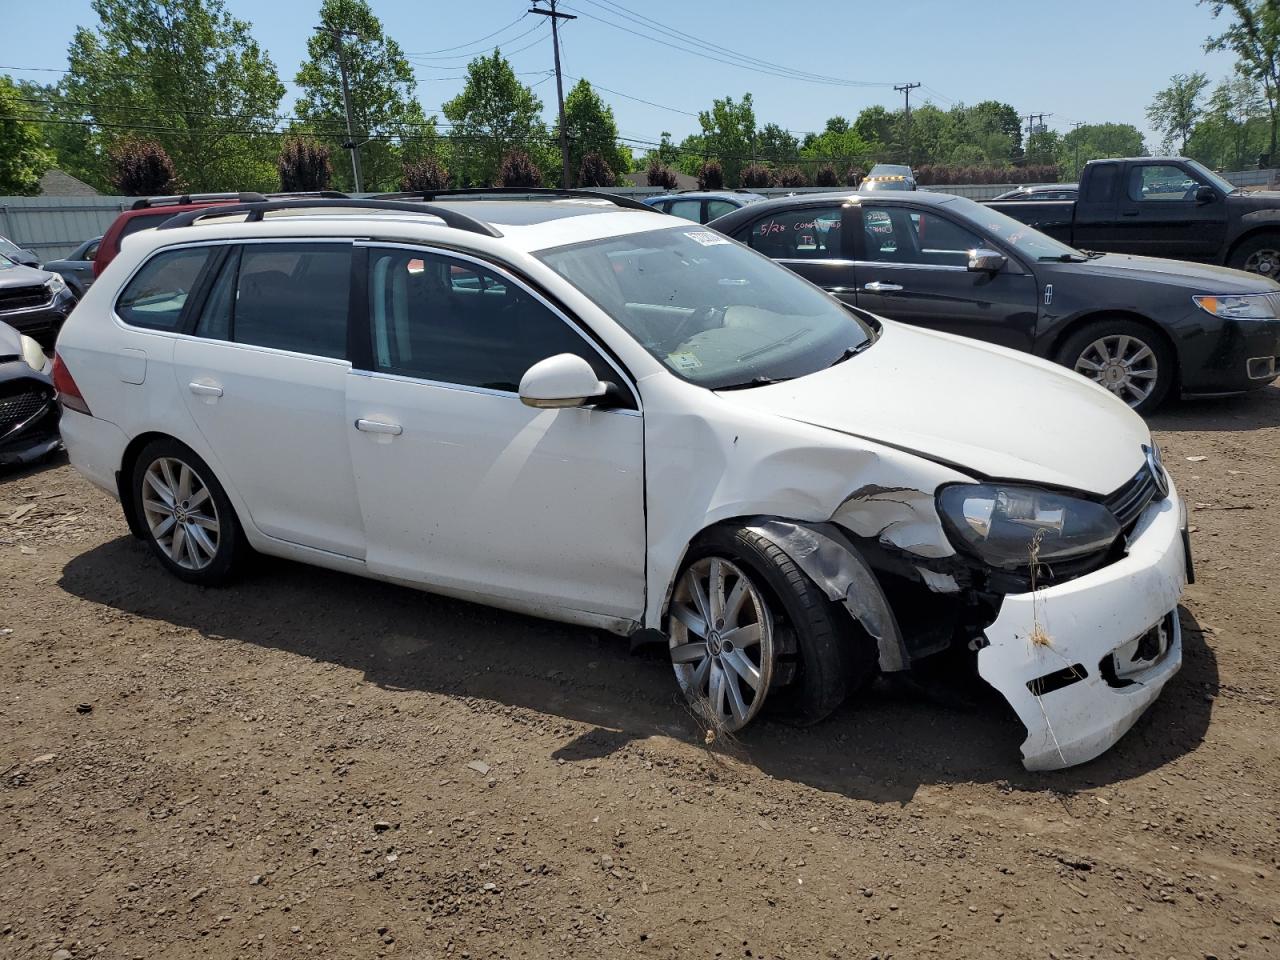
[988,156,1280,279]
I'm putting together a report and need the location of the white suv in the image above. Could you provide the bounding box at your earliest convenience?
[55,192,1191,770]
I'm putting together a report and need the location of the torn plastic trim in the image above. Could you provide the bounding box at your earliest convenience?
[745,519,910,673]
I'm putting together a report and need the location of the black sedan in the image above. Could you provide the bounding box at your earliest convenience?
[708,190,1280,412]
[0,253,77,347]
[0,321,60,467]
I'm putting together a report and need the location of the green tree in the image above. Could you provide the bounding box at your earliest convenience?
[443,50,550,187]
[557,79,629,187]
[64,0,284,192]
[853,105,896,152]
[1201,0,1280,161]
[1026,128,1062,166]
[1057,123,1147,180]
[0,77,54,195]
[696,93,756,186]
[295,0,427,191]
[755,122,800,166]
[1147,72,1210,153]
[1188,75,1269,169]
[13,80,108,191]
[800,117,874,171]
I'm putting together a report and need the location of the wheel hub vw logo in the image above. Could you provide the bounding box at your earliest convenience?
[1144,444,1170,498]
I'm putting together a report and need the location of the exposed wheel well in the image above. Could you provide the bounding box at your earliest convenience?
[1046,311,1180,387]
[116,431,180,540]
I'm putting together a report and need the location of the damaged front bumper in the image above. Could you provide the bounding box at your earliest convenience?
[977,481,1188,771]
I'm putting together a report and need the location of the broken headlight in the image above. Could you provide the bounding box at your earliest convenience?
[937,484,1120,571]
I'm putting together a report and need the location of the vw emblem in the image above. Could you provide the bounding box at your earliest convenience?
[1144,444,1170,498]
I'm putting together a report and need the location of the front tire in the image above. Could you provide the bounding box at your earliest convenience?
[666,525,874,732]
[1228,233,1280,280]
[1056,319,1174,414]
[130,438,244,585]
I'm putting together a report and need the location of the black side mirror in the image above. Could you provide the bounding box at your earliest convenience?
[1195,185,1217,205]
[968,248,1007,273]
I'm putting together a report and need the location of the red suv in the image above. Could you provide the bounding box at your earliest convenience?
[94,192,348,277]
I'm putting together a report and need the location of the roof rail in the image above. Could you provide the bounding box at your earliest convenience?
[155,198,503,237]
[130,190,350,211]
[372,187,654,212]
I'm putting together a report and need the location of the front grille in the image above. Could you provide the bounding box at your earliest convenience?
[0,387,52,433]
[1103,465,1163,533]
[0,284,52,311]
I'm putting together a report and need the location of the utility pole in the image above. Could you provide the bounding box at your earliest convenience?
[894,82,921,165]
[1023,112,1049,164]
[530,0,576,188]
[1072,121,1085,178]
[317,26,362,193]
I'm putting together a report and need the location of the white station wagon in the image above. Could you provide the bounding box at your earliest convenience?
[55,192,1192,770]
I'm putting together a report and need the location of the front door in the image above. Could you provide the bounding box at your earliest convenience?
[1112,162,1229,260]
[346,245,646,621]
[170,241,366,558]
[852,203,1040,352]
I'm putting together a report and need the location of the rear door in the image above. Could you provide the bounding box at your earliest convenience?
[169,240,366,558]
[741,203,858,304]
[851,202,1039,351]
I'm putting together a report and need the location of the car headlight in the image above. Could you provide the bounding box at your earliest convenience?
[18,334,47,372]
[1193,293,1277,320]
[45,273,67,297]
[937,483,1120,571]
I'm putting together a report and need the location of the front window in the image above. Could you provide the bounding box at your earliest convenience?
[1129,164,1203,202]
[537,226,872,390]
[861,205,983,267]
[949,196,1086,262]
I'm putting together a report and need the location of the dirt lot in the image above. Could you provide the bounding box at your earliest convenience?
[1,390,1278,960]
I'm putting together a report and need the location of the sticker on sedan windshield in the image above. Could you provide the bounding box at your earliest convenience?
[668,351,703,371]
[685,231,728,246]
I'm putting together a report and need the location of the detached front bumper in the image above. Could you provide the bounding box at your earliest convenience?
[977,480,1188,771]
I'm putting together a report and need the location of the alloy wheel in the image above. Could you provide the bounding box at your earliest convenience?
[1073,334,1159,407]
[141,457,221,571]
[668,556,774,731]
[1244,247,1280,279]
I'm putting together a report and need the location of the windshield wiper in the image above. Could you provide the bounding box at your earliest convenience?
[1038,253,1088,263]
[826,340,873,368]
[716,375,794,391]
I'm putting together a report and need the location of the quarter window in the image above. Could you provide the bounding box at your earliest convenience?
[748,206,844,260]
[116,247,211,330]
[194,243,350,359]
[365,248,616,393]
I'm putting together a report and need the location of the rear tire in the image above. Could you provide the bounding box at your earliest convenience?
[666,525,876,731]
[1056,319,1175,414]
[130,438,244,586]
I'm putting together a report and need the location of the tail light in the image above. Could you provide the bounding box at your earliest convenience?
[51,351,91,416]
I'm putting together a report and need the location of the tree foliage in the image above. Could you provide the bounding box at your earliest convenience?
[444,50,550,188]
[1057,123,1147,180]
[497,149,542,187]
[559,79,628,187]
[739,162,772,187]
[696,93,755,186]
[0,77,54,195]
[577,151,615,187]
[65,0,284,192]
[295,0,426,191]
[108,136,178,195]
[1188,75,1269,169]
[277,136,332,191]
[645,159,677,188]
[400,155,449,191]
[1148,73,1211,153]
[697,160,724,190]
[1202,0,1280,160]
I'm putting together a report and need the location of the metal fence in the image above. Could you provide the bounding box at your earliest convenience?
[3,167,1276,262]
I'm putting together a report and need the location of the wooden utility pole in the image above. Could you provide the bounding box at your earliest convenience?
[894,82,921,165]
[317,26,363,193]
[530,1,576,187]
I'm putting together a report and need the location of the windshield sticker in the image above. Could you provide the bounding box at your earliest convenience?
[668,351,703,371]
[685,231,728,246]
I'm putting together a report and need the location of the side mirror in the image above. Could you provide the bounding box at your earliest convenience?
[968,248,1007,273]
[519,353,609,409]
[1195,184,1217,205]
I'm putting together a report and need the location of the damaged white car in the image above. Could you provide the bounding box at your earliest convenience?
[54,191,1192,771]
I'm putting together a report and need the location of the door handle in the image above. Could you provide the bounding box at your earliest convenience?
[1122,211,1140,217]
[188,381,223,397]
[862,282,904,293]
[355,418,403,436]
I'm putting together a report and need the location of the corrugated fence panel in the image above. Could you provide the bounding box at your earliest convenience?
[0,196,130,260]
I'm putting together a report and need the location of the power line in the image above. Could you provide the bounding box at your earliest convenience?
[406,20,549,63]
[402,12,529,55]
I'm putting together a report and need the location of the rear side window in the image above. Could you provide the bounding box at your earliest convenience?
[1083,164,1119,204]
[195,243,350,359]
[748,207,844,259]
[116,247,211,330]
[667,199,702,222]
[119,212,173,241]
[705,199,737,221]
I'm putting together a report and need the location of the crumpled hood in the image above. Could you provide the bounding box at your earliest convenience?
[716,320,1150,495]
[1076,252,1280,293]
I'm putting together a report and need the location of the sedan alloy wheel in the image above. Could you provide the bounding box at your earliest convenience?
[1073,333,1160,408]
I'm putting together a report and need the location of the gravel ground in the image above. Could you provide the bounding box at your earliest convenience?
[1,389,1277,960]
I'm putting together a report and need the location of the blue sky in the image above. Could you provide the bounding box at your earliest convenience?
[1,0,1241,151]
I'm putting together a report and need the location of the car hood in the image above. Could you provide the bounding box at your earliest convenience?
[0,260,53,290]
[716,320,1149,495]
[1072,252,1279,293]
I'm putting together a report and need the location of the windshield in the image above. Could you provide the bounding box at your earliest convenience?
[1183,158,1237,195]
[947,195,1086,261]
[0,237,23,257]
[537,226,873,389]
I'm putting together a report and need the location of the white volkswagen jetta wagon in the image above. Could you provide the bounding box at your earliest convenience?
[54,192,1191,770]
